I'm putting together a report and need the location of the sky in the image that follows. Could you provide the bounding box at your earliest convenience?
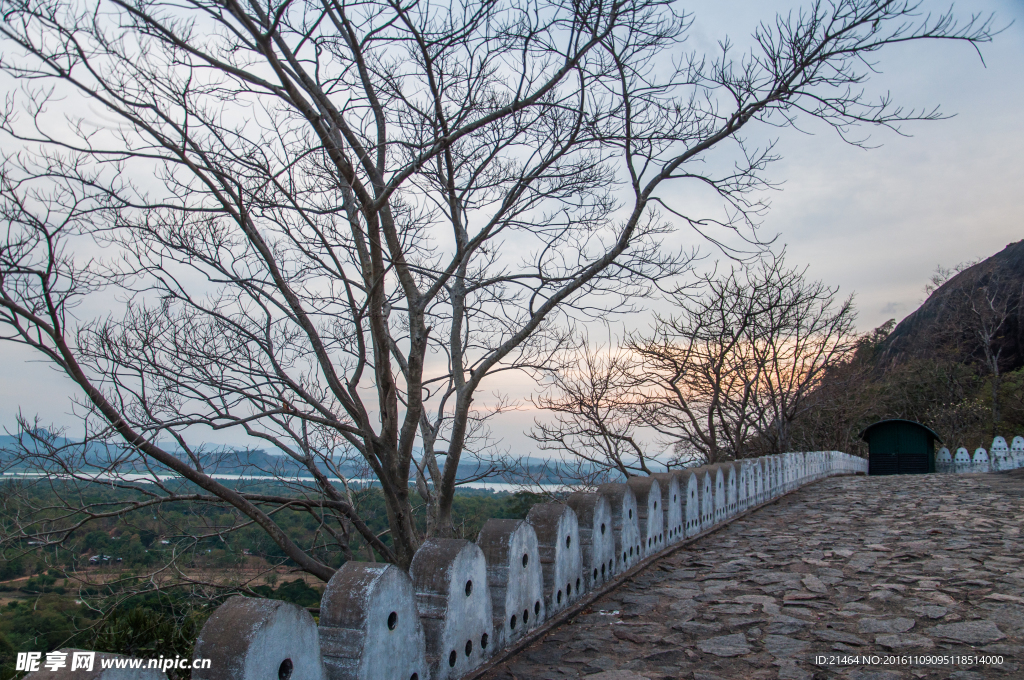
[1,0,1023,453]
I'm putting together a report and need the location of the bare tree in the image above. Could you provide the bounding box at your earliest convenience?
[626,256,855,462]
[630,265,766,463]
[939,271,1023,433]
[528,340,654,483]
[746,262,857,454]
[0,0,997,577]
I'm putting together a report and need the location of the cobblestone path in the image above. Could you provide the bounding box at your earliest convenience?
[482,472,1024,680]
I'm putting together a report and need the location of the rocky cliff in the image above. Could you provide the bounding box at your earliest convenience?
[879,239,1024,372]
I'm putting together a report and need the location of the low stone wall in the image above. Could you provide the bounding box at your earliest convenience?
[29,451,866,680]
[935,435,1024,474]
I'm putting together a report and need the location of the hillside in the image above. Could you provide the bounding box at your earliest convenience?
[878,239,1024,372]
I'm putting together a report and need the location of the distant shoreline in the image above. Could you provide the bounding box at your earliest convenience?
[0,470,570,492]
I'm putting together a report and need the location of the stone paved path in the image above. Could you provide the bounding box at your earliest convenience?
[482,472,1024,680]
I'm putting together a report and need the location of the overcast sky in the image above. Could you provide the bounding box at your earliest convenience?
[2,0,1022,452]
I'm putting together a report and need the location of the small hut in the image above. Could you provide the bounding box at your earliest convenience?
[859,419,942,476]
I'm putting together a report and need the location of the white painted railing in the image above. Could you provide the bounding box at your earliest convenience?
[935,436,1024,474]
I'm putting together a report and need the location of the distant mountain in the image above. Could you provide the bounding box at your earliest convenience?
[878,239,1024,372]
[0,431,571,483]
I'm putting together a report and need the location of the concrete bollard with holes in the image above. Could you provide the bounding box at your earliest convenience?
[678,469,701,538]
[936,447,953,473]
[626,476,664,558]
[566,492,616,591]
[409,539,493,680]
[738,462,751,512]
[476,519,546,652]
[954,447,971,472]
[724,463,738,517]
[1013,436,1024,468]
[317,562,426,680]
[991,436,1010,471]
[972,447,990,473]
[769,456,779,497]
[526,503,584,616]
[695,468,714,532]
[651,472,684,544]
[596,482,642,573]
[711,465,727,525]
[192,596,325,680]
[753,459,765,504]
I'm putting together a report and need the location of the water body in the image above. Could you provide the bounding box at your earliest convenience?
[0,470,568,492]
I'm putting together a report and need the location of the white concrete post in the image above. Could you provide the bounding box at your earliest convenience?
[596,483,642,572]
[1012,436,1024,469]
[627,476,665,557]
[695,468,714,531]
[724,464,738,517]
[680,470,701,537]
[991,436,1009,471]
[476,520,545,651]
[409,539,494,680]
[651,472,684,544]
[711,466,726,524]
[972,447,990,473]
[565,492,616,591]
[526,503,583,616]
[954,447,971,472]
[318,563,427,680]
[193,596,326,680]
[732,463,747,513]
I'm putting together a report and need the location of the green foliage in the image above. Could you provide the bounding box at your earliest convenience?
[0,594,94,656]
[0,631,16,680]
[250,578,323,608]
[790,319,1024,454]
[0,555,24,581]
[90,606,203,675]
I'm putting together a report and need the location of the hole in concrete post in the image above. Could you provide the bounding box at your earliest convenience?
[557,590,562,604]
[622,552,626,562]
[465,580,473,596]
[600,523,606,535]
[566,582,572,596]
[601,564,606,577]
[628,509,633,519]
[481,634,489,650]
[654,502,658,510]
[510,614,517,630]
[608,560,613,571]
[388,611,397,630]
[411,674,418,680]
[629,547,633,557]
[535,601,540,616]
[576,578,581,591]
[565,535,571,548]
[465,640,472,657]
[278,659,293,680]
[449,651,457,668]
[522,553,529,567]
[523,608,529,624]
[673,495,677,502]
[593,568,598,580]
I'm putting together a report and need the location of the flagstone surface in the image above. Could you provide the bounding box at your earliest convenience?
[480,471,1024,680]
